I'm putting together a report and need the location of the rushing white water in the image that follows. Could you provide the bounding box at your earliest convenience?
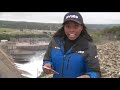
[15,50,46,78]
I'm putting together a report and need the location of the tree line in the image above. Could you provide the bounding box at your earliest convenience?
[0,20,62,31]
[90,26,120,43]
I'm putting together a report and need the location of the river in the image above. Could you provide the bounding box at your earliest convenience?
[14,50,46,78]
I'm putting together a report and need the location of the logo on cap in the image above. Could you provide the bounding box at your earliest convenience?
[66,15,78,19]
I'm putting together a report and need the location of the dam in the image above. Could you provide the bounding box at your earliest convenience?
[0,41,49,78]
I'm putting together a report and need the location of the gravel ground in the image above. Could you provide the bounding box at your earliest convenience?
[97,41,120,78]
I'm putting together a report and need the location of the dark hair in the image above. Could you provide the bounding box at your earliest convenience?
[80,24,93,42]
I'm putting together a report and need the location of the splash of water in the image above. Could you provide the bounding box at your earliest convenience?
[15,51,45,78]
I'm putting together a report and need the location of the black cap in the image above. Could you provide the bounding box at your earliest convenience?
[63,12,83,24]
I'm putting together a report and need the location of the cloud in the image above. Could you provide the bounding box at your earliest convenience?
[81,12,120,24]
[0,12,120,24]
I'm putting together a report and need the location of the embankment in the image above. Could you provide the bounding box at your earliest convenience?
[0,47,25,78]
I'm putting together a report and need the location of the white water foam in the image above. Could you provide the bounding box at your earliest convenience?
[15,51,45,78]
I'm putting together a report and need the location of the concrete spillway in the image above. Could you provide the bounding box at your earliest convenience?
[0,48,25,78]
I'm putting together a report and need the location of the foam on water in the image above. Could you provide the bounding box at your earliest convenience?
[15,51,45,78]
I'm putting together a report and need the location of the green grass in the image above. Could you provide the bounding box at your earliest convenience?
[0,28,19,33]
[0,28,51,40]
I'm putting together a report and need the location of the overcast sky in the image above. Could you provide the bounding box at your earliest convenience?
[0,12,120,24]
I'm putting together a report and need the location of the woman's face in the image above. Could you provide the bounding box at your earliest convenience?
[64,21,83,40]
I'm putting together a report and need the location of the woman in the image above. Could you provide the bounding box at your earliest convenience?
[42,12,101,78]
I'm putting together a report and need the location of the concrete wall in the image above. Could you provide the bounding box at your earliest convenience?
[0,47,24,78]
[0,60,23,78]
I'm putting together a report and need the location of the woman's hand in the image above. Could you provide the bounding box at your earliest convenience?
[43,63,52,74]
[43,63,59,74]
[77,75,90,78]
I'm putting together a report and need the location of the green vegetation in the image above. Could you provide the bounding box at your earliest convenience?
[1,20,120,31]
[102,26,120,40]
[90,26,120,43]
[0,20,61,31]
[0,28,19,32]
[0,20,120,43]
[0,26,120,42]
[0,28,51,40]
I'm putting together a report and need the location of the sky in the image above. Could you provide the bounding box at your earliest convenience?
[0,12,120,24]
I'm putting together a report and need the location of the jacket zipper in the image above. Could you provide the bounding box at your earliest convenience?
[67,56,71,70]
[62,55,66,78]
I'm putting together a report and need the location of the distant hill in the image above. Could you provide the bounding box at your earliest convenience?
[0,20,62,31]
[0,20,120,31]
[86,24,120,32]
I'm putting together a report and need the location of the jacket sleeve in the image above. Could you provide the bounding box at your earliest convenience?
[85,42,101,78]
[43,40,54,69]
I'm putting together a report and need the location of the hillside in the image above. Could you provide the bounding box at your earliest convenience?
[0,20,61,31]
[0,20,120,31]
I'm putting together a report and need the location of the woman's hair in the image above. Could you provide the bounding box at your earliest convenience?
[80,24,93,42]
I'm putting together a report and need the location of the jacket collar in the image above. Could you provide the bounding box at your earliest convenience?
[73,35,89,51]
